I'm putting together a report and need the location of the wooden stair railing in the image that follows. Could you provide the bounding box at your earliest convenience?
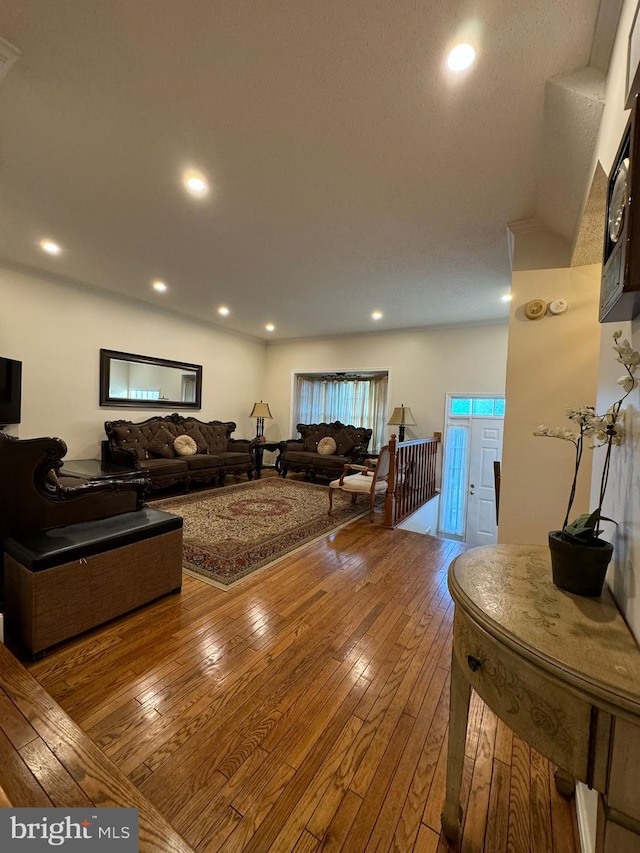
[384,434,439,528]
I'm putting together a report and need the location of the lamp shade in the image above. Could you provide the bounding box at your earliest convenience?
[249,401,273,419]
[387,405,416,426]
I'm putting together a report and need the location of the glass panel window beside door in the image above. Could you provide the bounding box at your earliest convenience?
[440,395,505,545]
[440,424,469,537]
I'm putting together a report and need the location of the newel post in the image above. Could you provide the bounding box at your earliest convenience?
[384,434,397,528]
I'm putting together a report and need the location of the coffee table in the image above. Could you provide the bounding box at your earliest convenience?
[60,458,142,481]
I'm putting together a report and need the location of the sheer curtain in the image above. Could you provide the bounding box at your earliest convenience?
[440,424,469,537]
[294,374,388,451]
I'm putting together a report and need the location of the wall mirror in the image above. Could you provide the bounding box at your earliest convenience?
[99,349,202,409]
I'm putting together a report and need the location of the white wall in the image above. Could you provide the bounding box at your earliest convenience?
[499,263,602,545]
[2,267,508,465]
[0,267,267,457]
[592,0,640,643]
[264,325,508,445]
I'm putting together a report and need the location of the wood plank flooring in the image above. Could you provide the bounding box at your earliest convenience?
[25,516,580,852]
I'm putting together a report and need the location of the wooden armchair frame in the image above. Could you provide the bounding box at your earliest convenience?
[328,446,390,522]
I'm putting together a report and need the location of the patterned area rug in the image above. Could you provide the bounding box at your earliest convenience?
[153,477,366,590]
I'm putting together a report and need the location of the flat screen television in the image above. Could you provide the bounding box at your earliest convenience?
[0,356,22,426]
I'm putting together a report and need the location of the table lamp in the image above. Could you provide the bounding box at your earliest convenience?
[387,404,416,442]
[250,401,273,439]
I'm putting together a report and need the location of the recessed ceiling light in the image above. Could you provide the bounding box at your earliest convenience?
[371,311,383,320]
[265,323,275,332]
[183,170,209,198]
[218,306,230,316]
[153,280,168,292]
[40,239,61,256]
[501,293,512,302]
[447,43,476,72]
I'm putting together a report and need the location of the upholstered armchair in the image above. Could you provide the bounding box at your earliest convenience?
[0,433,149,546]
[328,445,390,522]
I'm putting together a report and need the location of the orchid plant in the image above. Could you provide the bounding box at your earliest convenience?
[534,331,640,544]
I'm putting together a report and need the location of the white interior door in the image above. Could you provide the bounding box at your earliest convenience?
[464,418,503,547]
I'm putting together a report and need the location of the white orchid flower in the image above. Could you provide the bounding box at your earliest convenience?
[617,374,637,393]
[535,332,636,539]
[613,338,640,367]
[533,425,579,444]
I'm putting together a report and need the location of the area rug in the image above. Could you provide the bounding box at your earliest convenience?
[153,478,367,590]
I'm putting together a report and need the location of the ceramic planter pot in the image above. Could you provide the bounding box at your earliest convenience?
[548,531,614,597]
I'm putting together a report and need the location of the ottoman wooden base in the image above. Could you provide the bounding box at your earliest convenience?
[4,515,183,657]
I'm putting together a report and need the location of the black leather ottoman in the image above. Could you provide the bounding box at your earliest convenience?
[3,508,183,658]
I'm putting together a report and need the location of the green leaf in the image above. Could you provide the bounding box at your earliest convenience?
[562,509,616,543]
[563,510,602,542]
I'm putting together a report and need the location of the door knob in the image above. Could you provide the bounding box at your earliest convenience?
[469,484,475,495]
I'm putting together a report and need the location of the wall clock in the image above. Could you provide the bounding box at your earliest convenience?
[600,104,640,322]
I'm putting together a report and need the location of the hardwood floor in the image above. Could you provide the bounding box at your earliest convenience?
[26,517,580,852]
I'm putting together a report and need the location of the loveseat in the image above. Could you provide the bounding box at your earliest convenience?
[103,413,254,492]
[280,421,373,481]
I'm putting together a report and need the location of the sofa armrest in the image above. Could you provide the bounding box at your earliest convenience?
[104,444,141,468]
[350,444,370,464]
[283,440,304,451]
[19,475,151,534]
[58,476,150,510]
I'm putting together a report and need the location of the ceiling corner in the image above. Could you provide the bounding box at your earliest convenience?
[535,66,605,247]
[571,161,607,266]
[590,0,625,73]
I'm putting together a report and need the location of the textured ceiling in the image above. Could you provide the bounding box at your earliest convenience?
[0,0,604,340]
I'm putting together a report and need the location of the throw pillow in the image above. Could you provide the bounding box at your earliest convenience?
[174,434,198,456]
[186,426,208,454]
[148,427,177,459]
[334,428,356,456]
[317,436,337,456]
[303,434,320,452]
[113,424,147,460]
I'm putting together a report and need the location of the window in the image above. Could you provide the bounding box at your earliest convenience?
[451,398,471,416]
[128,388,160,400]
[449,396,505,417]
[293,372,388,450]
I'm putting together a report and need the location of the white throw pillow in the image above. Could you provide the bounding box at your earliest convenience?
[317,436,337,456]
[174,434,198,456]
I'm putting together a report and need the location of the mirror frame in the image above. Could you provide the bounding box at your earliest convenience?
[99,348,203,409]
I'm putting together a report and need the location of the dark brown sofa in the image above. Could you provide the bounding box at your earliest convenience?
[0,433,149,546]
[0,433,183,658]
[103,413,254,492]
[280,421,373,481]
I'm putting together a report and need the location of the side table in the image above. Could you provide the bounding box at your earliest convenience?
[442,543,640,852]
[60,458,143,482]
[253,442,284,478]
